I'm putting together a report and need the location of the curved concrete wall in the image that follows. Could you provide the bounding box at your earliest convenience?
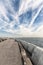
[18,40,43,65]
[31,46,43,65]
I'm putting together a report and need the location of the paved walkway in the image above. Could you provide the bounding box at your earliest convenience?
[0,39,22,65]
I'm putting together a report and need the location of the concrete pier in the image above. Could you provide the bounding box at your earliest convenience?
[0,39,22,65]
[19,40,43,65]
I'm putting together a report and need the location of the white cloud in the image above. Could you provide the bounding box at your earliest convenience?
[30,24,43,37]
[29,4,43,28]
[15,24,43,37]
[19,0,32,15]
[4,29,14,33]
[0,3,9,21]
[36,25,43,32]
[32,0,43,9]
[15,25,33,37]
[0,0,43,37]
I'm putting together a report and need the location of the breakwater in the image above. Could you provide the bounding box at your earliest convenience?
[16,39,43,65]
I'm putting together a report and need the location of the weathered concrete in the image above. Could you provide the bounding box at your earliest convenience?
[0,39,22,65]
[31,46,43,65]
[18,40,43,65]
[18,43,33,65]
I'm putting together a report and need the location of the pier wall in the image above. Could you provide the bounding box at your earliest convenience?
[16,39,43,65]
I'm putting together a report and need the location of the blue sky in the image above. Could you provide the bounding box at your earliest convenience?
[0,0,43,37]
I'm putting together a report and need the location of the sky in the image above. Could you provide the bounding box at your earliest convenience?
[0,0,43,38]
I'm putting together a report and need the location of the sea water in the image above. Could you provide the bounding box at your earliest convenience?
[17,37,43,48]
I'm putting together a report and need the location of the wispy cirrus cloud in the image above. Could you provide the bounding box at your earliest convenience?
[29,4,43,28]
[0,0,43,37]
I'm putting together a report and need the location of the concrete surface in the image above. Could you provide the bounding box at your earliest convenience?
[18,43,33,65]
[0,39,22,65]
[19,40,43,65]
